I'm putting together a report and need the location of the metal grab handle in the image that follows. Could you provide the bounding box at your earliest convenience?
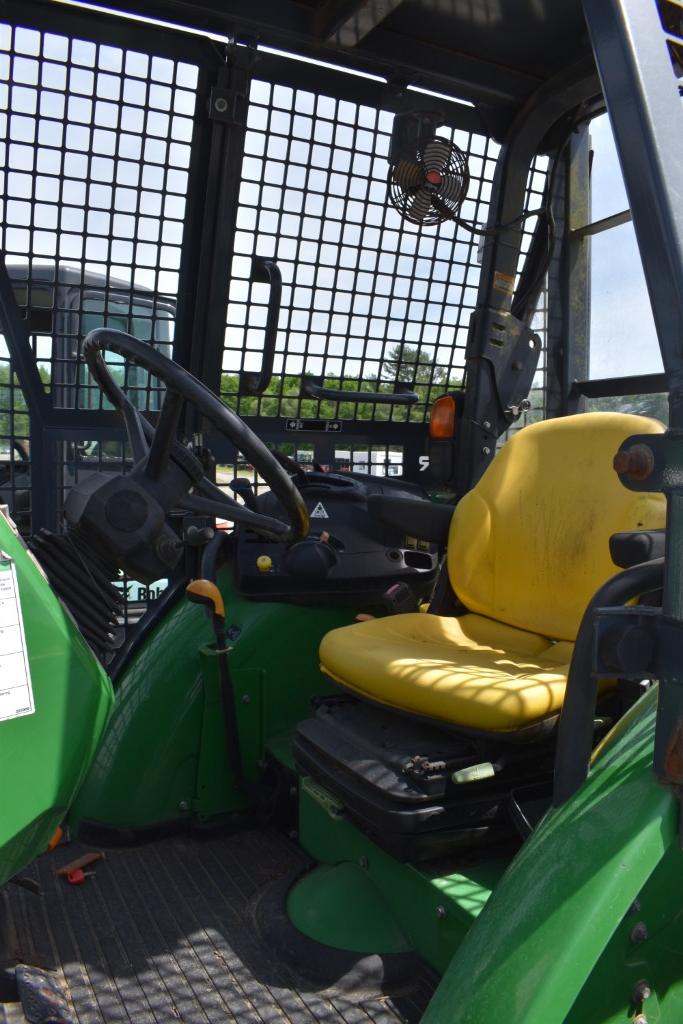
[301,375,419,405]
[239,256,282,396]
[552,558,664,807]
[572,373,667,399]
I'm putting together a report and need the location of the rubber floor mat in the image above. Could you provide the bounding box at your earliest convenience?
[2,828,435,1023]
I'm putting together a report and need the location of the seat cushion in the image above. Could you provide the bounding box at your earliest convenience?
[320,612,578,732]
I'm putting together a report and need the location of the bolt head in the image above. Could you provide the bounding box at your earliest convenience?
[436,905,447,919]
[214,96,228,113]
[241,694,251,704]
[632,979,652,1003]
[631,921,649,944]
[482,446,491,456]
[613,443,654,481]
[178,800,189,812]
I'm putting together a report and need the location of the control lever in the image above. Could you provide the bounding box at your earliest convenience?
[230,477,258,511]
[186,579,226,644]
[186,579,248,798]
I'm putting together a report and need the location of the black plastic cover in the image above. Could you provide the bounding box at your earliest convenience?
[609,529,666,568]
[368,495,453,546]
[235,471,440,603]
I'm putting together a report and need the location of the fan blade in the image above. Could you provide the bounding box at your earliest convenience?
[392,159,423,189]
[430,195,457,223]
[421,138,453,175]
[439,171,468,205]
[407,187,434,224]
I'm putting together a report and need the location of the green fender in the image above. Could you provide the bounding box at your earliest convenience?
[0,515,114,886]
[424,687,676,1024]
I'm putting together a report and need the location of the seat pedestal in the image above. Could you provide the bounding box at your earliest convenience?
[293,696,554,862]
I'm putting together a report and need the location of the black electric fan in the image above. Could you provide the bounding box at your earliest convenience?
[388,111,470,227]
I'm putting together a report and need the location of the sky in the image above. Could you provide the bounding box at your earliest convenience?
[588,113,662,378]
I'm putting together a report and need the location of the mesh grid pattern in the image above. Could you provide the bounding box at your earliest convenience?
[0,368,31,532]
[221,78,548,427]
[0,15,551,540]
[0,17,200,638]
[0,21,198,413]
[0,19,200,540]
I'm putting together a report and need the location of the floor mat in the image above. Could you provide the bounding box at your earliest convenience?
[2,828,435,1023]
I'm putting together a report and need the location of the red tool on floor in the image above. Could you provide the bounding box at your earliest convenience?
[66,868,95,885]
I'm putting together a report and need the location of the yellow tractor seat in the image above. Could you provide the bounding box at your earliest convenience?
[320,413,666,734]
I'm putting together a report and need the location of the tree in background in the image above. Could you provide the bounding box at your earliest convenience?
[217,342,461,425]
[380,342,448,385]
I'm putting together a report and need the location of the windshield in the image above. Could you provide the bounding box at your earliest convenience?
[78,293,174,411]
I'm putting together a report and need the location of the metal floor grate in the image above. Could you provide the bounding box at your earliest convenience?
[4,829,435,1024]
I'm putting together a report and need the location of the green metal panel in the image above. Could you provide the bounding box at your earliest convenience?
[193,652,263,819]
[288,862,412,954]
[297,777,507,974]
[70,567,357,831]
[0,514,114,885]
[422,686,678,1024]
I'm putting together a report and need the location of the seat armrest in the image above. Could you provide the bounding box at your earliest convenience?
[368,495,453,546]
[609,529,666,568]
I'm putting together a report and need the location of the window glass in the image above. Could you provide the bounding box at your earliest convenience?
[589,219,661,379]
[587,393,668,423]
[590,113,629,222]
[79,295,173,409]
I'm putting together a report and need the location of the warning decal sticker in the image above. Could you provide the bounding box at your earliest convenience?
[492,270,515,296]
[310,502,330,519]
[0,557,35,722]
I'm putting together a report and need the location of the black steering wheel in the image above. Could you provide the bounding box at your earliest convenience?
[82,329,309,544]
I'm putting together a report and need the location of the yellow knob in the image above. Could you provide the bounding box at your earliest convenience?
[186,579,225,618]
[256,555,273,573]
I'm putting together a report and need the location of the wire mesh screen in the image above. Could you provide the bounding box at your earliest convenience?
[0,21,198,415]
[0,358,31,533]
[0,17,200,640]
[221,78,548,431]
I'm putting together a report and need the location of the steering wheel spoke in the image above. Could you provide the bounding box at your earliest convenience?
[196,475,240,505]
[120,398,150,464]
[143,385,184,482]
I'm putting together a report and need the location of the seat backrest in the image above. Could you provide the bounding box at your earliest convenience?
[448,412,666,642]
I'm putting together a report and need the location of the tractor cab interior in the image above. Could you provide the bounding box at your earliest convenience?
[2,1,683,1023]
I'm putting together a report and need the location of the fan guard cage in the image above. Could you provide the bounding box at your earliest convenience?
[388,137,470,227]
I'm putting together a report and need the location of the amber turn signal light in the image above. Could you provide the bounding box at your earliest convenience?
[430,395,457,439]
